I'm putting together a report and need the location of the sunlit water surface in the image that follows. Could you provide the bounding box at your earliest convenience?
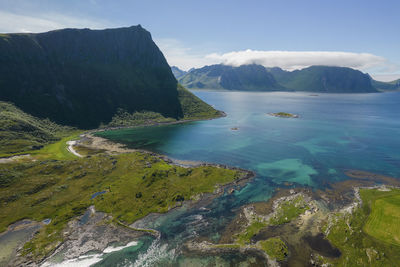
[92,91,400,266]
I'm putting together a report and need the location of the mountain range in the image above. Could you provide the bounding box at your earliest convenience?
[175,64,400,93]
[179,64,283,91]
[0,26,218,129]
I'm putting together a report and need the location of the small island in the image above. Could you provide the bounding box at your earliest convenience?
[268,112,299,118]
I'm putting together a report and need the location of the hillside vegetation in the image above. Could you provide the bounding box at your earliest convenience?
[177,84,222,119]
[0,101,73,156]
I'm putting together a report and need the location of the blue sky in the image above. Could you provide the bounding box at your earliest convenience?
[0,0,399,81]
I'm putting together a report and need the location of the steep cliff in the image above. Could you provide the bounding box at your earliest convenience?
[0,26,186,128]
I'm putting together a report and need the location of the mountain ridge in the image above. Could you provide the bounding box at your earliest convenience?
[179,64,283,91]
[178,64,383,93]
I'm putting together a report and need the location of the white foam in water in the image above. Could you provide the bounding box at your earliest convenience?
[42,241,139,267]
[131,238,175,267]
[42,254,104,267]
[103,241,138,253]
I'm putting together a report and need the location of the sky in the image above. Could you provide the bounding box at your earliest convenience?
[0,0,399,81]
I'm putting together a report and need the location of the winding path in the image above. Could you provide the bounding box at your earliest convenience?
[66,140,83,158]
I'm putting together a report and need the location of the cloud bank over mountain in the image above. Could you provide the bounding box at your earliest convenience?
[158,40,399,81]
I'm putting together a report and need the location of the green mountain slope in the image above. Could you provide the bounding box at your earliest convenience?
[0,101,72,155]
[177,84,222,119]
[179,64,282,91]
[106,85,223,127]
[0,26,190,129]
[269,66,377,93]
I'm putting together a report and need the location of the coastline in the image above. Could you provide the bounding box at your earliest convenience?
[25,113,256,265]
[90,110,227,134]
[4,106,400,266]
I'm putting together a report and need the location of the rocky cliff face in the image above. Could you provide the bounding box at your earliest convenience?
[0,26,183,128]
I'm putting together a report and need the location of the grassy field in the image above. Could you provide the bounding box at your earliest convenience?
[325,188,400,266]
[363,190,400,246]
[257,237,288,261]
[29,132,83,160]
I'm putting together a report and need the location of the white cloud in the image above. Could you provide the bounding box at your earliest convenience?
[206,50,392,72]
[370,73,400,82]
[0,11,112,33]
[156,40,398,76]
[155,38,220,70]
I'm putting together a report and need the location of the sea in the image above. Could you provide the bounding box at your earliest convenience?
[69,90,400,266]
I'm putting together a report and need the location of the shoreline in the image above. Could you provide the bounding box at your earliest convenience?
[33,156,255,266]
[185,182,400,266]
[88,110,227,134]
[24,114,255,265]
[5,109,400,265]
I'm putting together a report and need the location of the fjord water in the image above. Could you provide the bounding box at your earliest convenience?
[95,91,400,266]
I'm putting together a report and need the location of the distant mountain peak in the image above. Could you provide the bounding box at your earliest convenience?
[178,64,282,91]
[171,66,188,79]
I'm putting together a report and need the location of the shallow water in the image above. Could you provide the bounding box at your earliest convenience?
[0,220,41,266]
[303,233,341,258]
[94,91,400,266]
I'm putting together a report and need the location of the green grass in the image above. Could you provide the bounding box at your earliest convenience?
[233,195,307,251]
[363,190,400,246]
[258,237,288,261]
[0,146,242,259]
[236,220,267,246]
[29,132,83,160]
[269,195,309,225]
[106,109,176,128]
[0,101,74,157]
[325,188,400,266]
[177,84,222,120]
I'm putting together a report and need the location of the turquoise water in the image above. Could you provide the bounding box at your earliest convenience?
[95,91,400,266]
